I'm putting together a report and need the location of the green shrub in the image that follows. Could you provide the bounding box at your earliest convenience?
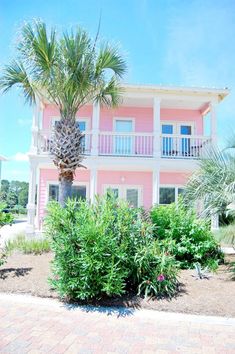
[5,234,51,255]
[0,203,14,266]
[45,196,179,301]
[150,202,223,269]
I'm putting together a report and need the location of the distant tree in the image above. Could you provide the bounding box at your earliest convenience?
[0,180,29,209]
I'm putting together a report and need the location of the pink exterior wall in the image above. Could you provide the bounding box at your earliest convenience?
[97,170,153,209]
[38,168,90,226]
[37,168,192,228]
[42,104,93,130]
[160,172,191,185]
[42,104,203,134]
[161,109,203,135]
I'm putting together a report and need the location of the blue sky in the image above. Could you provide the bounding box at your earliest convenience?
[0,0,235,181]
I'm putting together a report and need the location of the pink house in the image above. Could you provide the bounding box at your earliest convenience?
[26,84,229,234]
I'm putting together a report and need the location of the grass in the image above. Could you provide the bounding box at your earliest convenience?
[214,223,235,246]
[5,233,51,255]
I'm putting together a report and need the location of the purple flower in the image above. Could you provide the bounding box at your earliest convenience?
[157,274,165,282]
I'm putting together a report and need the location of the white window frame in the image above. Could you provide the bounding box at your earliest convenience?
[159,184,185,205]
[46,180,90,204]
[102,184,143,207]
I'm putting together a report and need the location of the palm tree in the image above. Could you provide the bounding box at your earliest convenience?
[185,140,235,218]
[0,20,126,206]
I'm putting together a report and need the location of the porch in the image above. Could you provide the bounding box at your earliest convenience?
[37,130,211,159]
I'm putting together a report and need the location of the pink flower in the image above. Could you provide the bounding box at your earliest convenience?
[157,274,165,282]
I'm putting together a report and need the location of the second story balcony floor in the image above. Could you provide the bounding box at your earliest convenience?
[30,84,229,161]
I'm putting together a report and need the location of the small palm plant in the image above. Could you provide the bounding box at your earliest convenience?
[0,20,127,206]
[185,139,235,218]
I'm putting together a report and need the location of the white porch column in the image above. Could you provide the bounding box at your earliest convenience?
[90,168,97,203]
[30,98,41,154]
[91,101,100,156]
[211,213,219,231]
[152,169,160,205]
[210,102,217,144]
[153,97,161,158]
[26,160,37,235]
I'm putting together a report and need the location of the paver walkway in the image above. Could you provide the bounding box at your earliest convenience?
[0,293,234,354]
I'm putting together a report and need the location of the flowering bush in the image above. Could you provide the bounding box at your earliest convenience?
[151,201,223,269]
[45,195,179,300]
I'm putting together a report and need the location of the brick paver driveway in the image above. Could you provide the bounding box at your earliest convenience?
[0,293,234,354]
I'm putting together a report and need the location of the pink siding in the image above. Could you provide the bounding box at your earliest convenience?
[160,172,191,185]
[100,107,153,132]
[97,170,153,208]
[42,104,93,130]
[38,168,90,226]
[161,109,203,135]
[42,104,203,134]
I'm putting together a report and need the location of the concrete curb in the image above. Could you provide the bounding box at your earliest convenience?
[0,292,234,326]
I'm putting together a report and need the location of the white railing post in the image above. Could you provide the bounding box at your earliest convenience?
[91,101,100,156]
[152,169,160,205]
[153,97,161,158]
[210,102,217,145]
[90,168,97,203]
[26,160,37,235]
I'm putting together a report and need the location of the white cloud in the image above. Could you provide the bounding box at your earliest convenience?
[11,152,28,162]
[17,118,31,126]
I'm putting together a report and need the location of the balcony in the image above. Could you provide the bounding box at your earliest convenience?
[37,130,211,159]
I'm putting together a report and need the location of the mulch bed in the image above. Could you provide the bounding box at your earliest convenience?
[0,252,234,317]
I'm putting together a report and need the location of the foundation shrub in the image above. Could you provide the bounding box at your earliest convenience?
[45,196,179,300]
[150,201,223,269]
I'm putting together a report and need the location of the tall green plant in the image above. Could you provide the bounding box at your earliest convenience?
[0,203,14,266]
[0,20,127,206]
[45,196,179,300]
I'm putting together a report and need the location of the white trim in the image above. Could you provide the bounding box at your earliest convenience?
[46,181,90,204]
[102,183,143,207]
[113,117,135,132]
[113,118,135,155]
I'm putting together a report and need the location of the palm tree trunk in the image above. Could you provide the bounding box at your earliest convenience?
[59,172,73,207]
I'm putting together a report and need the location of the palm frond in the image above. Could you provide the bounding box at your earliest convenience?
[185,144,235,216]
[96,76,124,108]
[0,60,36,104]
[95,44,127,78]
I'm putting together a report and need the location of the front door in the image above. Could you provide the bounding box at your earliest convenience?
[179,125,192,156]
[115,120,133,155]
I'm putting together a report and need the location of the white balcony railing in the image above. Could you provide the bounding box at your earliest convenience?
[99,132,154,157]
[36,130,211,159]
[161,134,211,158]
[37,130,92,155]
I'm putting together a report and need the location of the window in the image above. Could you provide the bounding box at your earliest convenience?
[178,188,185,196]
[126,189,138,208]
[159,187,175,204]
[159,186,185,205]
[49,184,87,201]
[106,188,119,198]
